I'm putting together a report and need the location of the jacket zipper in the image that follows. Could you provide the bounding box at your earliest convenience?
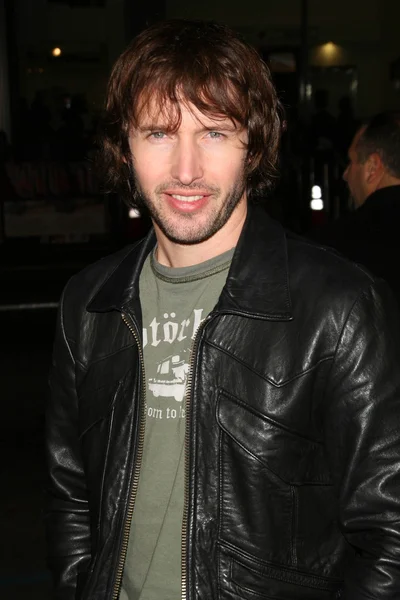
[181,314,213,600]
[111,312,147,600]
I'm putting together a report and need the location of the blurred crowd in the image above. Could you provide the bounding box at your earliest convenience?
[0,91,101,204]
[11,91,99,163]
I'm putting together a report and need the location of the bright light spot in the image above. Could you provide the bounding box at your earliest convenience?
[129,208,141,219]
[311,199,324,211]
[321,42,338,59]
[306,83,313,99]
[312,185,322,199]
[52,47,62,57]
[314,41,344,66]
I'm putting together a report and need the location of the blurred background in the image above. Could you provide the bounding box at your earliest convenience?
[0,1,399,598]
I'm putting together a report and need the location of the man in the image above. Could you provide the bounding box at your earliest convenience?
[313,111,400,303]
[45,20,400,600]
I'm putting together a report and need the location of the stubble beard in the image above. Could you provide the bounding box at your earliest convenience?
[132,176,247,246]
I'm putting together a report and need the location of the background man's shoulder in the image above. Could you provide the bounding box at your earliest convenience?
[284,230,381,307]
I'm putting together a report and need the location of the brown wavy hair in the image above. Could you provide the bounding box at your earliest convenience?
[100,19,283,208]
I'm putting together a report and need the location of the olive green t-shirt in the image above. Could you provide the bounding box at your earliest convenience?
[120,247,234,600]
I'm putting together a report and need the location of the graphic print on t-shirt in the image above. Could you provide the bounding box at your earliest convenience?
[143,308,204,419]
[149,352,189,402]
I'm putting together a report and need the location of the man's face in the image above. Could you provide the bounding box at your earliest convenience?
[343,128,370,207]
[128,99,248,246]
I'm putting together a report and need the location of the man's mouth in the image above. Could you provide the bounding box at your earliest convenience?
[170,194,205,202]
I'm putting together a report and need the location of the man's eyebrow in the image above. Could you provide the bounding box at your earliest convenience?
[136,123,171,132]
[202,123,238,132]
[135,121,240,133]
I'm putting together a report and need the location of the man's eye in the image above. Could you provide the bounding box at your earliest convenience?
[149,132,166,139]
[208,131,224,139]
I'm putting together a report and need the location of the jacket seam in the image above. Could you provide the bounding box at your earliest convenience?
[221,541,342,584]
[317,287,371,435]
[329,281,375,377]
[78,380,121,438]
[207,340,333,388]
[97,394,118,532]
[65,333,85,372]
[60,284,76,367]
[217,297,292,320]
[73,354,87,372]
[218,388,324,445]
[218,428,224,600]
[78,342,136,371]
[218,418,329,486]
[232,556,338,591]
[290,486,298,567]
[218,418,288,483]
[232,580,283,599]
[217,536,222,599]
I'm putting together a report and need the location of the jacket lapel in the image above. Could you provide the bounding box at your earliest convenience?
[87,229,156,313]
[217,205,293,321]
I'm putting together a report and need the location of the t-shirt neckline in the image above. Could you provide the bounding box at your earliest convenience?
[150,247,235,284]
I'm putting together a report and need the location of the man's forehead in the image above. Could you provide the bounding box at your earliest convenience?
[135,95,237,129]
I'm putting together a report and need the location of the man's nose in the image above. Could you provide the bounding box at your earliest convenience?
[170,139,204,185]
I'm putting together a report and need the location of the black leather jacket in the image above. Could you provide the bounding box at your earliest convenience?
[45,206,400,600]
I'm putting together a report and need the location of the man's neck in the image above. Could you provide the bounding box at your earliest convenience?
[154,205,247,268]
[376,174,400,192]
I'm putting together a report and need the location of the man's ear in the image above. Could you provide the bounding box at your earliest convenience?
[365,152,384,183]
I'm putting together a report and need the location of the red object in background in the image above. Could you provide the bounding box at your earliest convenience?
[311,209,327,228]
[126,216,151,241]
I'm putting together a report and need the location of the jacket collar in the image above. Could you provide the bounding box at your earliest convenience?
[362,184,400,211]
[87,229,156,313]
[88,204,292,321]
[216,204,292,320]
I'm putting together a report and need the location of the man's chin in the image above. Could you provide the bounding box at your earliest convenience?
[155,225,218,246]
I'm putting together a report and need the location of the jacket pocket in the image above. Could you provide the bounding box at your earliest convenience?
[217,390,332,567]
[220,547,343,600]
[77,379,122,548]
[229,554,342,600]
[78,380,121,439]
[217,390,330,485]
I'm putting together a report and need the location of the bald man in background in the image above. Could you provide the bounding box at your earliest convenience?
[313,110,400,304]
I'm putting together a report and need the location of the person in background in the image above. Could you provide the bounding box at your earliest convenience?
[45,20,400,600]
[313,110,400,304]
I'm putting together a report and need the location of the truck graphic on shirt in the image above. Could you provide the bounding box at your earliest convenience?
[148,354,189,402]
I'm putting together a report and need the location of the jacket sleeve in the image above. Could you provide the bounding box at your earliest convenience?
[325,279,400,598]
[45,284,91,599]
